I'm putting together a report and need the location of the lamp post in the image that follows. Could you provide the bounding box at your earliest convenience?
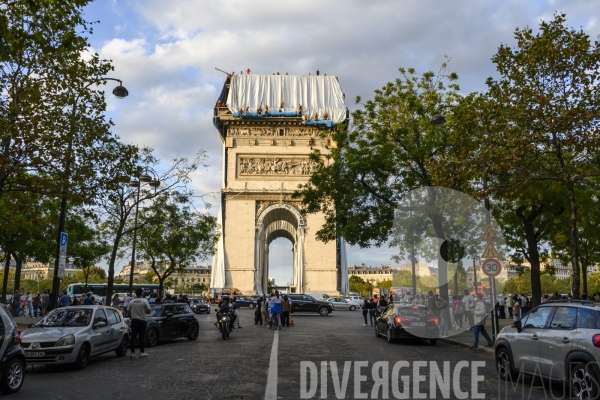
[127,170,160,294]
[51,78,129,310]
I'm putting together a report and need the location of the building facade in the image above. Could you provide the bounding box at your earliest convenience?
[211,73,350,295]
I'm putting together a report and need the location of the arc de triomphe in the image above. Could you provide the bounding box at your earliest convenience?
[211,73,349,295]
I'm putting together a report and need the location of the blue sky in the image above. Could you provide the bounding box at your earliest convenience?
[82,0,600,285]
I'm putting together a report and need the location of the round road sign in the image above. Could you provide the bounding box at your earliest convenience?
[482,258,502,278]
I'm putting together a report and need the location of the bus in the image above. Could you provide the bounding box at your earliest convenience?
[66,283,161,298]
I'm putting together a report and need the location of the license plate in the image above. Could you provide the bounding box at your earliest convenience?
[411,322,426,327]
[26,351,45,357]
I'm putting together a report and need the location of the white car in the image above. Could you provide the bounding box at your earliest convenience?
[345,296,364,307]
[329,297,357,311]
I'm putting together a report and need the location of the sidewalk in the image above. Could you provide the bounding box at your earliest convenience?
[441,318,514,356]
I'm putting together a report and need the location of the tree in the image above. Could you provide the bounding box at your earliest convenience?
[295,61,471,300]
[392,271,413,287]
[349,275,373,297]
[136,193,218,296]
[377,280,392,288]
[484,13,600,298]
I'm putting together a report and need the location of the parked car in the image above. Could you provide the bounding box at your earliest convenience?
[287,294,334,316]
[232,296,258,309]
[375,305,440,345]
[495,299,600,397]
[329,297,357,311]
[0,304,25,394]
[344,296,364,307]
[21,306,129,370]
[189,298,210,314]
[128,303,200,348]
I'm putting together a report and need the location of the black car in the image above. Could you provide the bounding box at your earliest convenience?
[287,294,335,316]
[0,305,25,394]
[138,304,200,347]
[189,298,210,314]
[375,305,440,345]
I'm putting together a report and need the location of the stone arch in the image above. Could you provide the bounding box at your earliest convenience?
[254,204,305,294]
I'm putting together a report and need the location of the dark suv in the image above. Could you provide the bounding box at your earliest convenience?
[287,294,334,316]
[495,299,600,399]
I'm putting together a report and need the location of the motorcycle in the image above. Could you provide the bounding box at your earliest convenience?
[216,309,233,340]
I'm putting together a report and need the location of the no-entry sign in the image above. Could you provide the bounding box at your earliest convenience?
[481,258,502,278]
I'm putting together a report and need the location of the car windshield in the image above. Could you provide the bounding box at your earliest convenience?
[398,307,433,318]
[36,309,92,327]
[150,305,163,317]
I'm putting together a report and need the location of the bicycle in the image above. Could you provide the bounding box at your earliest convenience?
[269,312,280,330]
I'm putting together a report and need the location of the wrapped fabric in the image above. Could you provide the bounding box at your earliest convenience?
[226,74,347,124]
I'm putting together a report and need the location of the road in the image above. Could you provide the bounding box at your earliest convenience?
[14,308,565,399]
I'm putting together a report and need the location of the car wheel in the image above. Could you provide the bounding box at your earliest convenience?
[429,339,437,346]
[115,336,128,357]
[571,362,600,400]
[319,307,329,317]
[74,344,89,370]
[375,324,380,337]
[386,327,395,343]
[349,305,356,311]
[249,304,255,309]
[0,358,24,394]
[187,324,200,341]
[496,347,517,381]
[146,328,159,348]
[207,309,210,314]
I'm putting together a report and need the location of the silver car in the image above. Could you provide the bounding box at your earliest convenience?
[21,306,129,369]
[329,297,357,311]
[496,300,600,399]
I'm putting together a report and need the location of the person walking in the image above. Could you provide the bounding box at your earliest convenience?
[128,288,151,358]
[452,295,464,330]
[512,295,521,321]
[462,289,474,330]
[497,295,506,319]
[41,290,49,316]
[281,295,291,327]
[367,296,377,326]
[255,296,263,325]
[439,295,450,337]
[261,295,269,327]
[471,293,494,349]
[11,290,21,318]
[505,295,513,320]
[122,292,133,317]
[377,294,388,314]
[427,291,439,318]
[24,291,34,317]
[84,292,95,305]
[32,292,40,317]
[58,290,72,307]
[361,298,369,326]
[112,293,120,310]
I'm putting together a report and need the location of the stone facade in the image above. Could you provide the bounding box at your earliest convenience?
[214,93,343,295]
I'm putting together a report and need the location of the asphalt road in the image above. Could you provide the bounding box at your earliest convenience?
[12,308,567,400]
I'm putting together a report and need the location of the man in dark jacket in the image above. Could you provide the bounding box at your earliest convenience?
[368,296,378,326]
[255,297,263,325]
[281,295,291,327]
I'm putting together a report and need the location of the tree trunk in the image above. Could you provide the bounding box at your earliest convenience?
[11,252,22,292]
[517,208,542,307]
[566,182,581,299]
[159,276,164,298]
[582,263,588,296]
[1,254,10,301]
[106,230,123,308]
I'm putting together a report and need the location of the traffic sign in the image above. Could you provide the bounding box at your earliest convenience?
[481,242,500,258]
[58,232,68,278]
[481,258,502,277]
[480,225,499,242]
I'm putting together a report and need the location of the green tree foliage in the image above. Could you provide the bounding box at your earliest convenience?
[484,13,600,298]
[349,275,373,297]
[377,280,392,288]
[136,192,218,296]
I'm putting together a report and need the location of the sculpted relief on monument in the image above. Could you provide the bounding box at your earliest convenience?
[239,156,319,176]
[228,127,318,137]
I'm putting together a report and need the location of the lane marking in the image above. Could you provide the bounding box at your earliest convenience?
[265,329,279,400]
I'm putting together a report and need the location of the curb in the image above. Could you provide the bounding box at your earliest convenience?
[440,337,495,356]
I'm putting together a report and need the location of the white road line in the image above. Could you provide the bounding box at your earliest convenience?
[265,329,279,400]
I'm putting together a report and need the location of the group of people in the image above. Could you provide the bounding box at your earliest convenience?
[10,289,51,318]
[253,290,291,329]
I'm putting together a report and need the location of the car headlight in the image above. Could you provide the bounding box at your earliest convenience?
[55,334,75,347]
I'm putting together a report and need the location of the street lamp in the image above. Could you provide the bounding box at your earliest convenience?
[128,169,160,294]
[51,78,129,310]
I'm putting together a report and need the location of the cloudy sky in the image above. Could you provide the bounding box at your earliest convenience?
[83,0,599,284]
